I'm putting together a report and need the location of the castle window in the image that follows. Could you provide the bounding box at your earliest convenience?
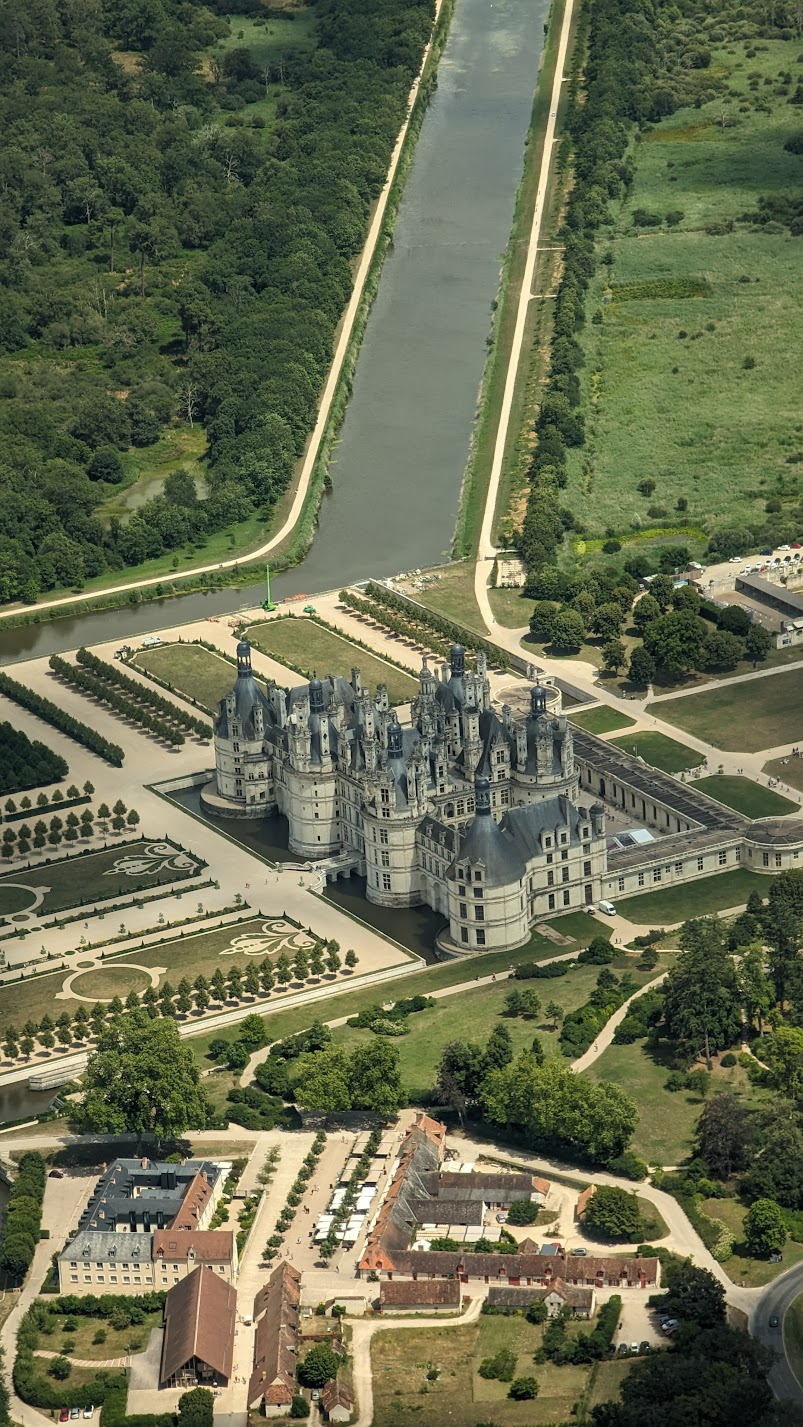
[697,856,705,871]
[561,868,569,883]
[562,890,570,906]
[381,851,390,868]
[735,847,741,860]
[653,868,661,882]
[474,870,482,881]
[763,852,770,866]
[475,907,484,922]
[457,800,465,816]
[461,927,469,944]
[776,853,782,867]
[382,873,391,891]
[548,894,555,911]
[476,929,486,945]
[718,850,727,866]
[473,886,483,898]
[583,861,591,877]
[544,837,552,849]
[546,853,553,866]
[675,861,683,874]
[561,849,568,862]
[500,790,509,805]
[547,871,554,887]
[638,872,645,887]
[380,828,388,844]
[617,878,625,893]
[459,903,467,919]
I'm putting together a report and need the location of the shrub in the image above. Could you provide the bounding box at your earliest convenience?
[49,1358,72,1380]
[607,1151,649,1181]
[720,1052,737,1068]
[478,1349,517,1382]
[507,1200,540,1226]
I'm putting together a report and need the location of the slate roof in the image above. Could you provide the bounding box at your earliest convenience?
[160,1266,236,1386]
[501,796,586,857]
[447,777,525,886]
[59,1229,153,1266]
[215,642,275,740]
[78,1157,223,1233]
[432,1171,535,1202]
[359,1116,445,1273]
[320,1381,354,1414]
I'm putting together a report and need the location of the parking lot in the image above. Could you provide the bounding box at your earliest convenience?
[607,1292,667,1353]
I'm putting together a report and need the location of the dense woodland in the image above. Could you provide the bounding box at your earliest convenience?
[0,0,433,602]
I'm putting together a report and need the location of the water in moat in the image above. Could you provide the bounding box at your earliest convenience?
[0,0,548,665]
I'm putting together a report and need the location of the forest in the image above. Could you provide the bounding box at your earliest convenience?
[0,0,434,602]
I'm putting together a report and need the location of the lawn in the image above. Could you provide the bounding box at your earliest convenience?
[133,644,236,714]
[652,667,803,753]
[39,1311,163,1361]
[371,1315,591,1426]
[0,838,204,918]
[617,869,770,924]
[396,562,487,636]
[699,1198,803,1288]
[694,775,798,818]
[609,731,703,775]
[562,38,803,538]
[489,587,533,629]
[584,1041,770,1167]
[329,952,665,1101]
[764,756,803,794]
[570,707,637,736]
[242,617,419,707]
[784,1292,803,1390]
[212,9,317,71]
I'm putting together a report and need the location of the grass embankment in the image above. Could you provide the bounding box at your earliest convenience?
[187,913,613,1063]
[242,616,419,705]
[694,775,798,818]
[617,868,769,923]
[563,38,803,540]
[584,1043,770,1166]
[609,730,703,774]
[654,667,803,751]
[330,952,666,1101]
[133,643,236,713]
[699,1198,803,1287]
[454,0,576,558]
[784,1293,803,1389]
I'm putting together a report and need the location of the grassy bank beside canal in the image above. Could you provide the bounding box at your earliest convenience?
[453,0,578,559]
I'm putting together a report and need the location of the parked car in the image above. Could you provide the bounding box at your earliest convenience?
[59,1410,69,1422]
[770,1315,780,1328]
[49,1169,64,1178]
[70,1408,80,1419]
[639,1341,651,1355]
[770,1253,783,1264]
[311,1391,320,1402]
[570,1247,588,1256]
[496,1213,507,1223]
[617,1343,629,1356]
[83,1407,94,1419]
[598,899,617,916]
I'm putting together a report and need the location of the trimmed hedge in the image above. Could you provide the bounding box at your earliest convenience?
[0,1152,46,1281]
[0,672,124,766]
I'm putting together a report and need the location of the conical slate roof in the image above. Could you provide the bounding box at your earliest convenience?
[215,641,273,739]
[449,777,526,887]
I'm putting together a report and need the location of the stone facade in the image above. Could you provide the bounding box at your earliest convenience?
[205,641,606,952]
[205,639,803,952]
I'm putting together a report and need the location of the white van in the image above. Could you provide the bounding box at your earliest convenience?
[141,635,162,648]
[598,900,617,916]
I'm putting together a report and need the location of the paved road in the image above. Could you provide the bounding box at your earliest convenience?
[754,1262,803,1406]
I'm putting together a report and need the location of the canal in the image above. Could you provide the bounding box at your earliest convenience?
[0,0,547,665]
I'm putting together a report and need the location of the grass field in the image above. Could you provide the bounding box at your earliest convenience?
[371,1314,593,1426]
[699,1198,803,1288]
[654,668,803,751]
[243,617,418,706]
[764,756,803,794]
[329,952,666,1101]
[39,1311,163,1361]
[584,1041,769,1166]
[563,38,803,538]
[397,563,486,636]
[784,1292,803,1390]
[0,838,202,918]
[570,707,637,736]
[133,644,236,714]
[617,868,769,923]
[694,775,798,818]
[609,731,703,774]
[489,587,533,628]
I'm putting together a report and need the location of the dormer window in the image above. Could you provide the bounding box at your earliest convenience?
[544,836,552,849]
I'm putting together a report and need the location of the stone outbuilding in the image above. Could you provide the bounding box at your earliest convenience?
[159,1266,236,1388]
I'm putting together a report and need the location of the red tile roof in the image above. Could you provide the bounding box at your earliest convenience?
[169,1172,214,1231]
[160,1266,236,1386]
[153,1229,234,1264]
[380,1278,461,1308]
[248,1263,301,1410]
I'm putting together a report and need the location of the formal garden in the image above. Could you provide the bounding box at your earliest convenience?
[0,837,203,918]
